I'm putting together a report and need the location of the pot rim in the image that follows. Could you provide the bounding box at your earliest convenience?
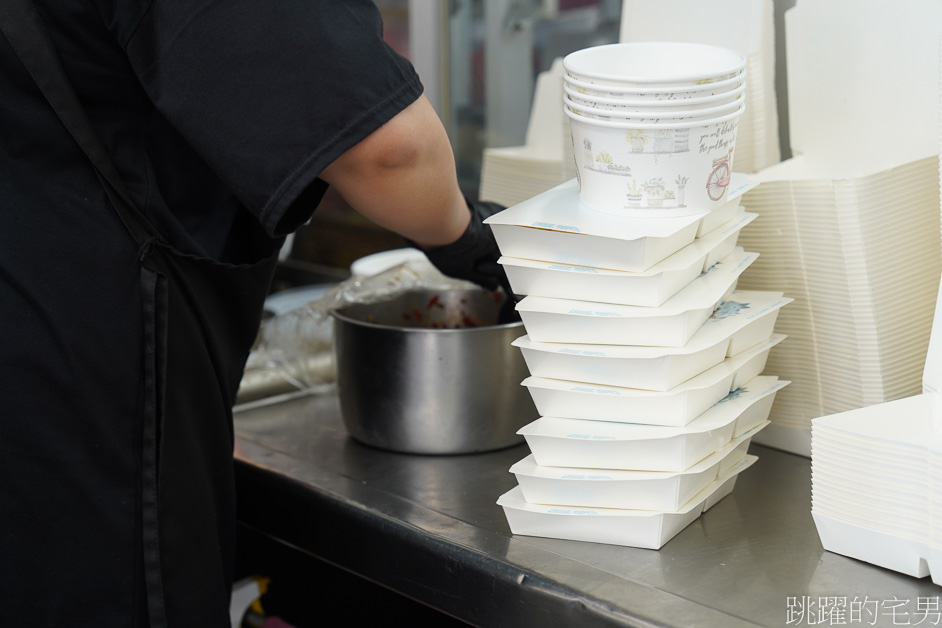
[330,308,525,333]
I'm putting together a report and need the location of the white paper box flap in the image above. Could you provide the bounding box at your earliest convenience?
[510,431,751,481]
[726,333,786,367]
[484,175,753,241]
[701,290,792,348]
[498,454,757,517]
[697,178,759,237]
[516,248,758,319]
[512,291,790,359]
[923,274,942,396]
[509,435,758,512]
[523,354,735,399]
[498,211,756,277]
[812,393,937,447]
[518,375,786,440]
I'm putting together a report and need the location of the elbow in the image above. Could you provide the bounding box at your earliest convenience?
[320,94,453,188]
[361,124,425,174]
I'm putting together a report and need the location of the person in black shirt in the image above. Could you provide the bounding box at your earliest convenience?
[0,1,502,625]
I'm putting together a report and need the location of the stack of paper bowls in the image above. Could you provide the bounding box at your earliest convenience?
[562,42,748,218]
[488,43,790,548]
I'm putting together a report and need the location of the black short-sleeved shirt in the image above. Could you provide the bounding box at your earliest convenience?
[3,0,423,255]
[0,1,422,624]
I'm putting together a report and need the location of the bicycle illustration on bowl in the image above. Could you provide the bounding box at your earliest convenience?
[706,148,734,201]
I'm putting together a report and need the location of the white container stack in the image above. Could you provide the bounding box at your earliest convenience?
[809,23,942,582]
[812,393,942,584]
[490,43,791,549]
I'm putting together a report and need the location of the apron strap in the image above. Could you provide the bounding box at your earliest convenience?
[0,0,162,250]
[2,4,174,624]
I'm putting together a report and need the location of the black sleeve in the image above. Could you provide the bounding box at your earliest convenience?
[121,0,424,235]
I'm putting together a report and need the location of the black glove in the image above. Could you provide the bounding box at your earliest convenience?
[419,200,513,296]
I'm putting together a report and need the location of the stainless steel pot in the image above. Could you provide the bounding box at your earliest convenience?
[331,289,537,454]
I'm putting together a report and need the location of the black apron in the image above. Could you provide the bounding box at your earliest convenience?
[1,3,280,625]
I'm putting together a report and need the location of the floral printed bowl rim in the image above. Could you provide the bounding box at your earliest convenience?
[563,94,742,121]
[563,80,746,109]
[564,101,745,131]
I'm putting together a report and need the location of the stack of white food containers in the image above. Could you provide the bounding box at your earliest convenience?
[810,31,942,582]
[812,394,942,584]
[812,274,942,584]
[490,42,791,549]
[733,0,942,456]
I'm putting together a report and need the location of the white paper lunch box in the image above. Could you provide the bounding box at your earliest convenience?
[512,291,791,392]
[522,364,734,427]
[812,511,935,582]
[498,211,757,307]
[484,175,755,273]
[715,290,793,357]
[497,455,757,549]
[697,176,759,237]
[727,333,786,390]
[510,430,757,511]
[521,338,779,428]
[516,248,758,347]
[730,376,789,438]
[518,375,785,471]
[701,456,752,512]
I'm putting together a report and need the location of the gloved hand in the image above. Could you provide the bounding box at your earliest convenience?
[419,199,513,296]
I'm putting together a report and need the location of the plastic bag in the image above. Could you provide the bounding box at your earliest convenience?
[236,260,479,404]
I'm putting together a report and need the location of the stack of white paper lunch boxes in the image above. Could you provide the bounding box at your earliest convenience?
[486,42,793,549]
[486,174,791,550]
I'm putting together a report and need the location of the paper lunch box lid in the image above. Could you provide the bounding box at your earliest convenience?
[716,290,793,356]
[514,253,756,347]
[812,393,937,448]
[512,291,790,361]
[499,210,756,278]
[698,177,759,236]
[509,433,754,511]
[516,248,757,322]
[497,211,757,307]
[923,274,942,396]
[485,175,753,240]
[812,512,934,581]
[484,176,757,273]
[522,342,779,427]
[519,375,786,442]
[497,455,757,549]
[512,291,792,390]
[727,333,786,390]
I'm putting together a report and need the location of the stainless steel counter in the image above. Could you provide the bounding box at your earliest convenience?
[233,392,940,628]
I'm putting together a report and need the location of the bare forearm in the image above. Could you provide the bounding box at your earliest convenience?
[319,94,470,247]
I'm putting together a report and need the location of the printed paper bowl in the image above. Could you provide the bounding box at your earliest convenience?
[563,42,746,88]
[566,104,745,216]
[564,75,746,105]
[563,96,742,125]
